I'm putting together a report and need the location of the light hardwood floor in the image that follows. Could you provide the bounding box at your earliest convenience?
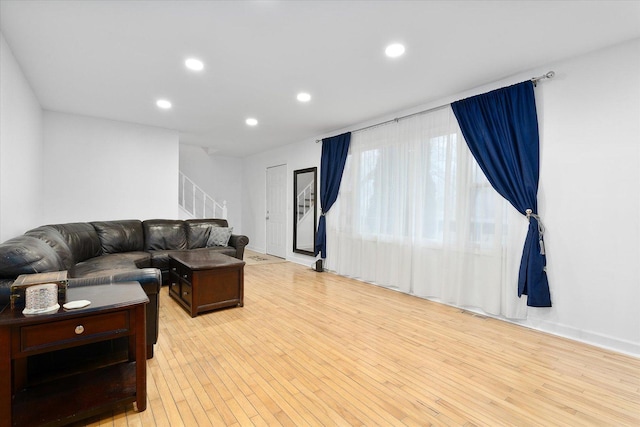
[76,261,639,426]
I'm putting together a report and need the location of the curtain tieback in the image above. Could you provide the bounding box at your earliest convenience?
[526,209,546,255]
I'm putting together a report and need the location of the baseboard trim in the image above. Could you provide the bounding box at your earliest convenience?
[510,318,640,358]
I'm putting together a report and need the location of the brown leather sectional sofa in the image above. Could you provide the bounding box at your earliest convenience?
[0,218,249,358]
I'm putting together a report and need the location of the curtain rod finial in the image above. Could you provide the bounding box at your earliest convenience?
[532,70,555,86]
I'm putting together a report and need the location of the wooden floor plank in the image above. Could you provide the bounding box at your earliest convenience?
[77,261,638,426]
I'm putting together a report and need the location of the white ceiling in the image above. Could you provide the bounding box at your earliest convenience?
[1,1,639,157]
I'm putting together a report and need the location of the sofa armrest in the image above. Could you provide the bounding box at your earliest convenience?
[228,234,249,260]
[0,278,12,307]
[67,267,161,294]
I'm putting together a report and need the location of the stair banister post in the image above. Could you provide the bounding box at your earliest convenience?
[222,201,228,219]
[191,184,195,216]
[181,173,186,210]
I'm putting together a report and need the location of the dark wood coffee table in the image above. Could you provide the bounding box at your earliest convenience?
[169,252,245,317]
[0,282,148,427]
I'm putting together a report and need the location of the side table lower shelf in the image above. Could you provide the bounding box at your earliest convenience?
[13,362,138,427]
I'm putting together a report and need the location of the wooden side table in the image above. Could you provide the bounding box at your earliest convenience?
[0,282,148,427]
[169,252,245,317]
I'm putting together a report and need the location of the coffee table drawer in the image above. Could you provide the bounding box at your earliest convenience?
[171,263,191,283]
[180,282,192,305]
[180,269,193,284]
[20,311,130,354]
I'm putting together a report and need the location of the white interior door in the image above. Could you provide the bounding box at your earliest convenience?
[266,164,287,258]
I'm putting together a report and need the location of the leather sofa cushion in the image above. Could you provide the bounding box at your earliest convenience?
[24,225,75,270]
[185,218,229,249]
[148,249,187,271]
[0,235,63,278]
[143,219,187,250]
[49,223,102,263]
[70,252,151,278]
[91,220,144,254]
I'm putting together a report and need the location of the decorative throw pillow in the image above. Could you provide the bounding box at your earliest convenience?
[207,227,233,247]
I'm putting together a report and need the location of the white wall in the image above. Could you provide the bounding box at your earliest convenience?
[0,32,44,241]
[524,39,640,355]
[179,144,243,231]
[43,111,180,223]
[242,38,640,356]
[242,141,321,266]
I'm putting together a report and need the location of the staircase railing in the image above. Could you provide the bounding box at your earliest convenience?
[179,172,227,219]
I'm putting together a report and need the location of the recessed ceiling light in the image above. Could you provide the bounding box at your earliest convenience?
[297,92,311,102]
[246,118,258,126]
[385,43,405,58]
[156,99,172,109]
[185,58,204,71]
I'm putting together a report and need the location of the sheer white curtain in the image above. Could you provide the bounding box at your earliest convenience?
[325,106,528,319]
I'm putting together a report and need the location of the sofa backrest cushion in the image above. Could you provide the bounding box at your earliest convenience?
[24,225,75,270]
[91,220,144,254]
[184,219,229,249]
[48,223,102,264]
[0,235,63,279]
[143,219,187,250]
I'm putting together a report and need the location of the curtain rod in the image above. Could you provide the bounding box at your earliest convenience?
[316,71,555,143]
